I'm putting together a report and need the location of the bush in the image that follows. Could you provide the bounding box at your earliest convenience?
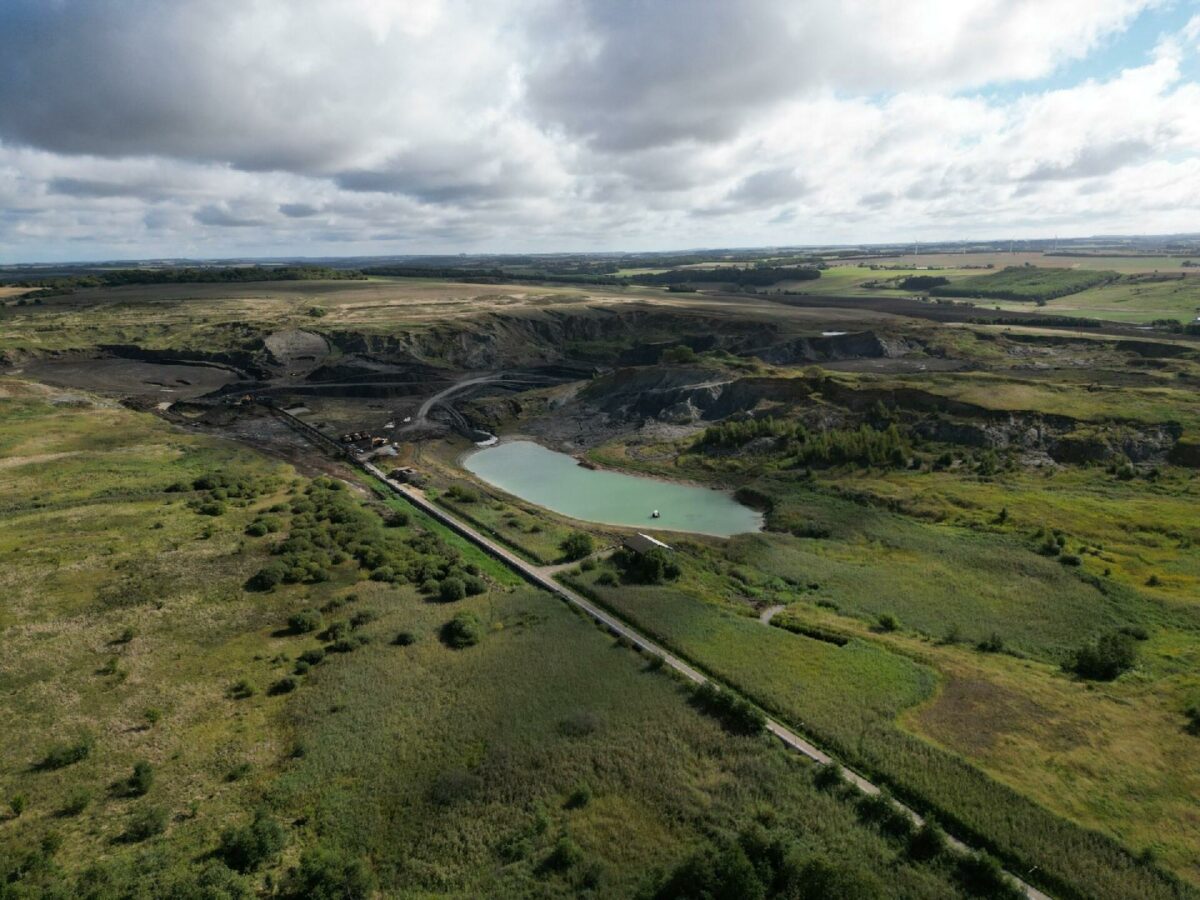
[690,682,765,736]
[464,575,487,596]
[9,795,26,817]
[441,611,484,649]
[560,531,595,562]
[595,571,618,586]
[126,760,154,797]
[813,764,843,791]
[294,660,311,675]
[287,609,322,634]
[662,344,698,364]
[228,678,255,699]
[445,484,479,503]
[37,734,94,770]
[122,804,168,842]
[977,632,1005,653]
[1065,630,1137,681]
[247,563,287,591]
[288,847,377,900]
[908,821,947,861]
[218,809,286,873]
[392,630,417,647]
[59,788,92,816]
[543,835,583,872]
[299,647,326,666]
[956,852,1023,899]
[350,610,377,629]
[876,613,899,632]
[268,677,298,696]
[438,577,466,602]
[245,521,269,537]
[1184,704,1200,736]
[565,783,592,809]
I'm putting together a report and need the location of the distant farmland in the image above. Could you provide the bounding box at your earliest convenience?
[932,266,1116,302]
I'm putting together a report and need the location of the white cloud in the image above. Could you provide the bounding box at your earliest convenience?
[0,0,1195,260]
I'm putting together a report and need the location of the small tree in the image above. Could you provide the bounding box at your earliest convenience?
[287,609,322,634]
[560,531,595,562]
[1065,630,1137,681]
[289,847,377,900]
[127,760,154,797]
[441,611,484,649]
[439,577,466,602]
[9,795,26,818]
[218,809,286,873]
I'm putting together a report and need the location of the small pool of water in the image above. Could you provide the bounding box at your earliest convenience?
[463,440,762,537]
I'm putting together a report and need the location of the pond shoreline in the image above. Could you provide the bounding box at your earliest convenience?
[460,436,762,538]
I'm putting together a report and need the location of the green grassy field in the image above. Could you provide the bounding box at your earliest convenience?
[562,561,1193,900]
[1,379,983,898]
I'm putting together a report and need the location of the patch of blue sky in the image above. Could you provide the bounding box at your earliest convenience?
[971,4,1199,102]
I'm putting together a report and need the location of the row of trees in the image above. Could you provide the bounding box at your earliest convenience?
[696,417,909,469]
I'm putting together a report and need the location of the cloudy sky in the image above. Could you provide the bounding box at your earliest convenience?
[1,0,1198,262]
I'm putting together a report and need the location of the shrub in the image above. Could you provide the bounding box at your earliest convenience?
[116,626,136,644]
[558,711,602,737]
[218,809,286,872]
[565,784,592,809]
[543,835,583,872]
[392,630,417,647]
[122,804,168,842]
[420,577,440,595]
[596,571,618,586]
[813,764,843,791]
[37,734,94,771]
[1059,554,1082,567]
[446,484,479,503]
[956,852,1023,899]
[438,577,466,602]
[226,762,252,782]
[287,609,322,634]
[294,660,311,675]
[976,632,1005,653]
[298,647,326,666]
[463,575,487,596]
[143,707,162,727]
[1184,704,1200,736]
[247,563,287,591]
[9,795,26,817]
[228,678,255,699]
[856,791,913,839]
[690,682,765,736]
[59,788,92,816]
[441,611,484,649]
[580,558,596,572]
[350,610,377,629]
[245,521,269,537]
[560,531,595,562]
[908,821,947,861]
[268,677,298,696]
[126,761,154,797]
[876,613,899,632]
[1065,630,1137,681]
[288,847,377,900]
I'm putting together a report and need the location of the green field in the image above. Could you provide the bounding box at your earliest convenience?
[1,379,987,898]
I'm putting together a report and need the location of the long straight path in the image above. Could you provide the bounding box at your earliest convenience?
[358,460,1051,900]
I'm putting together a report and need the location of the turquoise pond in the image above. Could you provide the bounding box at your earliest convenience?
[463,440,762,538]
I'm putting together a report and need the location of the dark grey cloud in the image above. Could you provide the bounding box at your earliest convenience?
[48,177,170,202]
[279,203,321,218]
[1021,139,1153,181]
[193,204,264,227]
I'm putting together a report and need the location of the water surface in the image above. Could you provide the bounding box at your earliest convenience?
[464,440,761,537]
